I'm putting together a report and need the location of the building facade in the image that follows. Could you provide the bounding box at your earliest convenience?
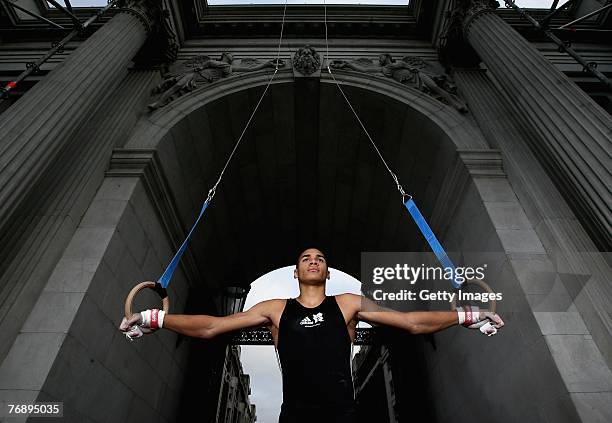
[216,346,256,423]
[0,0,610,421]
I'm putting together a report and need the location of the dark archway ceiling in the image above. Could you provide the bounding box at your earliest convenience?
[156,81,458,292]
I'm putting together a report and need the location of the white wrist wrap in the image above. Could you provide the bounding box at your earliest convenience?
[457,306,480,326]
[140,309,165,329]
[158,310,165,329]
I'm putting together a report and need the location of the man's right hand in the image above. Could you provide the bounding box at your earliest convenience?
[119,313,143,341]
[119,309,165,341]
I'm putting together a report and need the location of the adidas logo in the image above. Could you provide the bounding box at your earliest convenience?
[300,312,324,327]
[300,316,313,325]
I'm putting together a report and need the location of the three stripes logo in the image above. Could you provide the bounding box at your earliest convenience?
[300,312,324,327]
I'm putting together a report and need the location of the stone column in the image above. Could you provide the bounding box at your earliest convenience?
[0,0,169,362]
[0,0,161,229]
[456,0,612,250]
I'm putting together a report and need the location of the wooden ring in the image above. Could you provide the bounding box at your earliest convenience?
[124,281,170,319]
[450,278,497,314]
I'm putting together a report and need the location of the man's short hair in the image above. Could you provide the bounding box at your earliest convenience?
[296,247,328,266]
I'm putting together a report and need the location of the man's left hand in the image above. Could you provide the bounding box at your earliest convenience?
[477,311,504,336]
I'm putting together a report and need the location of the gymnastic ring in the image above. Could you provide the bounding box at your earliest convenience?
[124,281,170,319]
[450,278,497,314]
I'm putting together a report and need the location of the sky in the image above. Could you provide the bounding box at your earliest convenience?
[239,265,363,423]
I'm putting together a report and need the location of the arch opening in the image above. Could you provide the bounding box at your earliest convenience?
[138,78,483,293]
[132,76,494,422]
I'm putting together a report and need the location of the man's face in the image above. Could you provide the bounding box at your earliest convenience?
[294,248,330,285]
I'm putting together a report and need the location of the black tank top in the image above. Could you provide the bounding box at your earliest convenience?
[277,296,355,407]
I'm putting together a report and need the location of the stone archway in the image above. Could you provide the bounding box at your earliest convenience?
[96,70,573,421]
[111,69,490,288]
[0,70,581,422]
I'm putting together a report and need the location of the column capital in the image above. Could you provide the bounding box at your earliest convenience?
[116,0,162,33]
[460,0,500,34]
[439,0,499,68]
[116,0,179,65]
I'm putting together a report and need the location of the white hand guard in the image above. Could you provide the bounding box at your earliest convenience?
[119,309,165,341]
[457,306,500,336]
[124,324,145,341]
[478,321,498,336]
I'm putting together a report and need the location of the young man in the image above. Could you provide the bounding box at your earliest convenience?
[119,248,504,423]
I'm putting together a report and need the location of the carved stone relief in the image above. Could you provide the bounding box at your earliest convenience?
[330,54,468,113]
[292,45,322,76]
[147,53,285,111]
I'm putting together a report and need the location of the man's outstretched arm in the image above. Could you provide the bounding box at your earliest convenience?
[361,309,461,334]
[340,294,504,335]
[119,300,276,340]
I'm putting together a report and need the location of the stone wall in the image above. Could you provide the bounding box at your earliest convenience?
[0,177,191,422]
[423,166,582,422]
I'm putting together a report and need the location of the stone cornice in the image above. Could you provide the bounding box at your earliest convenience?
[458,149,505,178]
[1,0,600,45]
[192,4,418,38]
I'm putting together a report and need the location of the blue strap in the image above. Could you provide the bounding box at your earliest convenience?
[404,198,462,289]
[158,201,210,288]
[158,197,457,289]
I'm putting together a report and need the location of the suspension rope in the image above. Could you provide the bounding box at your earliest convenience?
[322,0,409,203]
[322,1,462,288]
[206,0,288,206]
[205,70,276,204]
[158,0,288,288]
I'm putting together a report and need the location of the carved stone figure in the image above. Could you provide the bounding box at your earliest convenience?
[292,45,321,76]
[148,53,284,111]
[330,54,468,113]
